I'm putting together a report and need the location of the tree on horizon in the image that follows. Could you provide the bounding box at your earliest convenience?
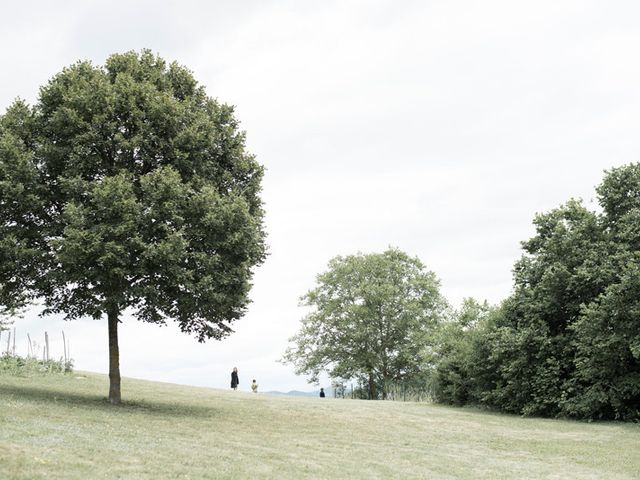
[283,248,447,400]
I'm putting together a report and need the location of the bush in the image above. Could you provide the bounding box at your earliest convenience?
[431,299,493,406]
[0,353,73,376]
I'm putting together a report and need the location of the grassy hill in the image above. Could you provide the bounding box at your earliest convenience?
[0,372,638,479]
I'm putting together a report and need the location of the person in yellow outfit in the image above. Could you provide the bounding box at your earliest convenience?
[251,379,258,393]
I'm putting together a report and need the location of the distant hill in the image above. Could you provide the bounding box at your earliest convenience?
[265,388,333,398]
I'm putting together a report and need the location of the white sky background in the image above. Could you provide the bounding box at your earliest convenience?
[1,1,639,392]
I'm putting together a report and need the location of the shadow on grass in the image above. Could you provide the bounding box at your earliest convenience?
[0,383,221,419]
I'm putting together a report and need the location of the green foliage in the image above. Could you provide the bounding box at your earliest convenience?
[0,305,19,332]
[0,353,73,376]
[0,49,266,338]
[430,298,499,406]
[432,164,640,420]
[0,50,266,403]
[0,314,11,332]
[283,247,447,399]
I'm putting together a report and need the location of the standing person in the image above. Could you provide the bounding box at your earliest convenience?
[231,367,239,391]
[251,379,258,393]
[319,387,325,398]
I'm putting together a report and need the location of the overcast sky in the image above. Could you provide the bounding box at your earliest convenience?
[2,1,639,392]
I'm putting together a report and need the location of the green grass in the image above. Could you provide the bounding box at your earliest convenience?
[0,372,638,479]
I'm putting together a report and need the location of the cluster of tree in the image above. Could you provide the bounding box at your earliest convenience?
[0,51,266,403]
[431,164,640,420]
[284,165,640,420]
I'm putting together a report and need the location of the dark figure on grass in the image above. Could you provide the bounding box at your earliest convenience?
[319,388,325,398]
[231,367,239,391]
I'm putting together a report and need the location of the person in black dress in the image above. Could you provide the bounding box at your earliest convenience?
[319,387,325,398]
[231,367,239,391]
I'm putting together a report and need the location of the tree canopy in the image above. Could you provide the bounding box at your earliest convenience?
[283,248,447,399]
[431,164,640,420]
[0,50,267,403]
[0,306,14,333]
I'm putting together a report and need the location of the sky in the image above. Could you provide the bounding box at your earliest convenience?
[1,1,639,392]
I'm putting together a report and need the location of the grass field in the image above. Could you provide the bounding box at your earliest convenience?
[0,372,638,479]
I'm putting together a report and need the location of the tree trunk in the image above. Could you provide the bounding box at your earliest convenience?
[368,370,377,400]
[108,306,121,405]
[381,365,389,400]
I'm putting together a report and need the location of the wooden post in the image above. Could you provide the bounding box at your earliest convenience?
[45,332,49,362]
[12,328,16,355]
[62,331,67,365]
[6,330,10,355]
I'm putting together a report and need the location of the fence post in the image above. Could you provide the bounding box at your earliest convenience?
[62,331,67,365]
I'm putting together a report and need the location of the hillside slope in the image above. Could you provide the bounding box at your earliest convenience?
[0,372,638,479]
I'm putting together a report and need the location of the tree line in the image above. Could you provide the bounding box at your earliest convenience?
[284,164,640,421]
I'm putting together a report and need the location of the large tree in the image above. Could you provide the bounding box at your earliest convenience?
[566,164,640,419]
[283,248,447,399]
[429,164,640,420]
[485,167,640,419]
[0,50,267,404]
